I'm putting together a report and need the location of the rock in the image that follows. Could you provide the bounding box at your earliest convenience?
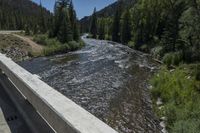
[2,46,30,62]
[156,97,163,106]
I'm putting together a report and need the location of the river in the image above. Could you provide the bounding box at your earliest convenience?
[19,36,161,133]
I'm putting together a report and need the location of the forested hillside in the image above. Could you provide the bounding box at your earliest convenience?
[80,0,136,33]
[87,0,200,65]
[0,0,51,32]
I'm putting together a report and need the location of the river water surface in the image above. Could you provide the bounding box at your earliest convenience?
[19,37,161,133]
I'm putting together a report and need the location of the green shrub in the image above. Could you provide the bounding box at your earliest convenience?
[173,52,183,66]
[33,34,84,56]
[172,119,200,133]
[140,44,148,52]
[105,34,111,40]
[163,53,174,67]
[128,41,135,48]
[43,44,70,56]
[45,38,61,46]
[151,67,200,132]
[163,52,183,66]
[68,41,79,50]
[33,35,48,45]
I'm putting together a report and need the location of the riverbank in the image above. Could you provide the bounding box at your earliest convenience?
[32,34,84,56]
[0,33,84,61]
[150,64,200,132]
[0,34,32,61]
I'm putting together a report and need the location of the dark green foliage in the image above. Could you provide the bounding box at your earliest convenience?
[98,20,105,40]
[151,67,200,132]
[68,41,81,51]
[121,9,131,44]
[79,0,135,33]
[112,9,121,42]
[24,24,30,35]
[85,0,200,64]
[57,8,73,43]
[163,52,183,66]
[194,64,200,81]
[35,0,81,55]
[50,0,79,43]
[33,34,84,56]
[33,34,48,45]
[38,2,47,33]
[90,8,98,38]
[0,0,51,32]
[69,1,79,41]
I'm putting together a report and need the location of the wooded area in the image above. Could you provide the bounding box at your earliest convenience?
[0,0,51,33]
[88,0,200,65]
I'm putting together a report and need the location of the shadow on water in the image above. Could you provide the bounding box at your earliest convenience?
[19,38,161,133]
[106,65,161,133]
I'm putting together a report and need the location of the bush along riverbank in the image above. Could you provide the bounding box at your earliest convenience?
[150,64,200,133]
[33,34,84,56]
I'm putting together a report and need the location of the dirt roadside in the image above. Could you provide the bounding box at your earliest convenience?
[0,32,43,61]
[13,34,43,56]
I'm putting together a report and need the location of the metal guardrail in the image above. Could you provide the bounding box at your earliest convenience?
[0,53,118,133]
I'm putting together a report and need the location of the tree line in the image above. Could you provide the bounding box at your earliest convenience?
[89,0,200,65]
[0,0,79,44]
[49,0,79,43]
[0,0,51,33]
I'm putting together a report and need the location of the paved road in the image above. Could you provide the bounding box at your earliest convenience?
[0,83,31,133]
[0,108,11,133]
[0,73,55,133]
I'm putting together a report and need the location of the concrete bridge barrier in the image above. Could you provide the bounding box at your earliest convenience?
[0,53,118,133]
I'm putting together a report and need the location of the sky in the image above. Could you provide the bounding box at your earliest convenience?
[32,0,117,19]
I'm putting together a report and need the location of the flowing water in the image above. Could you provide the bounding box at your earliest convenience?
[19,37,161,133]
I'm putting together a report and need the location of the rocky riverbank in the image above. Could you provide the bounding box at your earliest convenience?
[0,34,31,61]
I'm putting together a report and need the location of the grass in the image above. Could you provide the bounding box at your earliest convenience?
[150,64,200,133]
[33,34,84,56]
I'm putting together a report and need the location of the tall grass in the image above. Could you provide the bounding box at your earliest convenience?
[151,65,200,132]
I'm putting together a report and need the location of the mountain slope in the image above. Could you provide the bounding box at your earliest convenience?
[0,0,51,30]
[80,0,136,32]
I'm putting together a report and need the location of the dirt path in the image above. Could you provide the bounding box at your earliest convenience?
[13,34,43,55]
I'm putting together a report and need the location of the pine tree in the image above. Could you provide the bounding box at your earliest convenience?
[48,17,54,38]
[90,8,98,38]
[57,8,73,43]
[112,9,120,42]
[33,25,40,34]
[69,0,75,27]
[39,1,47,33]
[25,24,30,35]
[73,21,80,41]
[69,0,79,41]
[121,9,131,44]
[98,20,105,40]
